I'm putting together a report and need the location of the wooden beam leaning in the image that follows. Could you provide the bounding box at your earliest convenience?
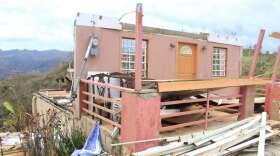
[249,29,265,78]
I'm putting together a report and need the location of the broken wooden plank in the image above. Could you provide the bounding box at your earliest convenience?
[221,131,276,155]
[185,135,238,156]
[194,116,261,146]
[134,115,275,156]
[187,116,259,145]
[132,142,188,156]
[218,127,261,153]
[257,112,267,156]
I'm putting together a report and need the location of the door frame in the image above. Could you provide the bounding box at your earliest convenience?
[176,42,198,79]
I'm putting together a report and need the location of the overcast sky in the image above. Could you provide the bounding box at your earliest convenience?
[0,0,279,52]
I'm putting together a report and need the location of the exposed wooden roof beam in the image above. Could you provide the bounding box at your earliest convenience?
[270,32,280,39]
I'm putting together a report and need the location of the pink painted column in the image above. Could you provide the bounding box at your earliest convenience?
[78,81,87,118]
[265,46,280,119]
[271,46,280,82]
[204,90,210,129]
[135,3,143,91]
[239,86,256,119]
[264,84,273,118]
[120,91,160,153]
[238,30,265,119]
[248,29,265,78]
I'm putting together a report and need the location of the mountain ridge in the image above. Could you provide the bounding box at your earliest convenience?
[0,49,72,79]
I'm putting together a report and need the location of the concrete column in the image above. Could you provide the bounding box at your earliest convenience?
[74,81,87,119]
[264,84,273,119]
[120,91,160,153]
[239,86,256,119]
[271,100,280,120]
[265,84,280,120]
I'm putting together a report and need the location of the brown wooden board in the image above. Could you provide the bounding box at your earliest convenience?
[270,32,280,39]
[157,78,270,92]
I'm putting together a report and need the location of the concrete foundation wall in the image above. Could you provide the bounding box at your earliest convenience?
[32,94,74,131]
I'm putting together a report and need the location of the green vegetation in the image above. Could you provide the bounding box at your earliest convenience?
[0,63,69,131]
[1,102,85,156]
[26,109,86,156]
[0,62,85,155]
[2,100,27,132]
[242,48,279,78]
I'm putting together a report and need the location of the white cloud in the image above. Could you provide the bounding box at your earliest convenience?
[0,0,279,51]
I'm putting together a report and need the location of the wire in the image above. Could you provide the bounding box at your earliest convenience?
[118,11,135,21]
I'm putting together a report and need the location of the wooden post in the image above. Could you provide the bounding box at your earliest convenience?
[264,84,273,118]
[271,46,280,82]
[271,99,280,120]
[239,86,256,119]
[135,3,143,92]
[79,81,86,118]
[257,112,267,156]
[204,90,210,130]
[265,84,280,120]
[265,46,280,119]
[248,29,265,78]
[121,91,160,153]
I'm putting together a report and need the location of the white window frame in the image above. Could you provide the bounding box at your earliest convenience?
[212,47,226,77]
[121,38,147,78]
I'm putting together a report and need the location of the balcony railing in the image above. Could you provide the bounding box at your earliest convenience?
[79,78,267,134]
[79,79,134,130]
[160,89,243,132]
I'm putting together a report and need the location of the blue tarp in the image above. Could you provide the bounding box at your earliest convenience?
[71,121,102,156]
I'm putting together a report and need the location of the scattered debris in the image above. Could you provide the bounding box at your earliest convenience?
[132,113,278,156]
[0,132,25,155]
[200,93,265,105]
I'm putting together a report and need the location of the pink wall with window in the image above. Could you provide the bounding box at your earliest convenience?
[74,25,242,92]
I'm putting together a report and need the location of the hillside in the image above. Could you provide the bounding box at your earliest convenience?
[0,49,72,79]
[0,62,70,115]
[242,48,278,78]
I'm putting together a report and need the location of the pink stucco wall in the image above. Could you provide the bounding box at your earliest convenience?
[74,25,242,95]
[74,26,121,77]
[147,34,202,80]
